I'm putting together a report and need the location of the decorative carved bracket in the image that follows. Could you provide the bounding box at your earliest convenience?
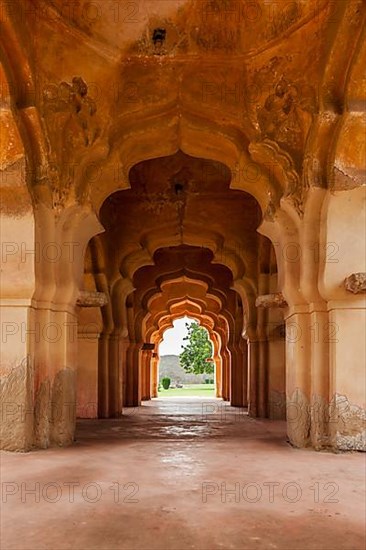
[76,291,108,307]
[43,76,103,211]
[256,293,288,308]
[249,138,304,217]
[344,273,366,294]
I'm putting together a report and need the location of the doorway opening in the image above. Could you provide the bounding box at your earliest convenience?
[157,316,216,398]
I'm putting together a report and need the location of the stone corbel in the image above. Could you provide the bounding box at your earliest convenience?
[255,293,288,308]
[76,290,108,307]
[344,273,366,294]
[141,343,155,351]
[249,139,303,217]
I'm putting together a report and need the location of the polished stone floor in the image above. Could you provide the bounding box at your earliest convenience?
[1,397,365,549]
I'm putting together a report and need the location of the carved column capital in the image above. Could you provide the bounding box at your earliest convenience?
[76,290,108,307]
[344,273,366,294]
[255,292,288,308]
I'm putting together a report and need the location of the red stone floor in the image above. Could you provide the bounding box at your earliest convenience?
[1,397,365,550]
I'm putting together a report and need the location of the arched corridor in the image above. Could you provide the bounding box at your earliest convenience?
[2,3,365,450]
[76,150,287,428]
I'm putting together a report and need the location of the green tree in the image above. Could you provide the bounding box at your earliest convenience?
[179,321,214,375]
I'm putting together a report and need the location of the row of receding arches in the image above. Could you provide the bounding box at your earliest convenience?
[77,254,285,420]
[76,154,286,424]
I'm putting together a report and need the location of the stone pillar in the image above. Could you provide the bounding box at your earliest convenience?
[262,278,286,420]
[53,311,78,447]
[285,310,312,447]
[255,290,286,419]
[319,183,366,450]
[216,326,229,400]
[230,342,245,407]
[32,308,51,449]
[33,307,78,449]
[31,205,103,448]
[150,353,159,398]
[0,95,35,451]
[140,350,152,401]
[257,336,268,418]
[121,338,129,407]
[125,343,142,407]
[221,347,231,401]
[98,332,110,418]
[214,355,222,398]
[247,339,259,417]
[256,275,270,418]
[145,354,151,400]
[1,305,35,451]
[328,305,365,451]
[1,222,35,448]
[77,329,100,419]
[309,309,330,448]
[239,337,248,407]
[76,296,104,419]
[108,332,125,417]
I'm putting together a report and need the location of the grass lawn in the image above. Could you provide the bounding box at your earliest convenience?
[158,384,216,397]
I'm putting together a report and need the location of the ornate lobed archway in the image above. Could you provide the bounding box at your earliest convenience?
[0,0,365,451]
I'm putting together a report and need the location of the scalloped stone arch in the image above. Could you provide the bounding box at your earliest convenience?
[94,110,277,216]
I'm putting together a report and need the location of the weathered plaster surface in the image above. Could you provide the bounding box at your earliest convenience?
[34,379,51,449]
[286,388,311,448]
[50,369,76,446]
[0,358,33,451]
[331,394,366,452]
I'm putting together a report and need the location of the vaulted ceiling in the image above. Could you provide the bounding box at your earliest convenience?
[1,0,364,338]
[3,0,364,215]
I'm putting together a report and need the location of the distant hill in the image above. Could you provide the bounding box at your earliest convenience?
[159,355,208,384]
